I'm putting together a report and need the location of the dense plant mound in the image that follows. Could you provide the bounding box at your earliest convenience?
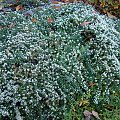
[0,2,120,120]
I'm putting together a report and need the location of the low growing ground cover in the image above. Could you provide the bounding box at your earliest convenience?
[0,1,120,120]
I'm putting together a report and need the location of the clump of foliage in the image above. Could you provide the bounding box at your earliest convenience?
[0,2,120,120]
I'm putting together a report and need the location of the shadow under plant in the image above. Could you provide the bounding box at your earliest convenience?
[0,2,120,120]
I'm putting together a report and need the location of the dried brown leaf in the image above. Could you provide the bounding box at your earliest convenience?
[47,17,54,23]
[0,4,4,10]
[52,5,61,9]
[8,23,16,28]
[84,110,92,120]
[107,12,117,19]
[83,110,92,117]
[85,116,91,120]
[16,5,22,11]
[92,110,100,120]
[88,82,96,87]
[0,26,3,30]
[31,18,37,23]
[51,0,60,4]
[80,21,91,26]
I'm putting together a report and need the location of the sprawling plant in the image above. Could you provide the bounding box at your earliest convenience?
[0,2,120,120]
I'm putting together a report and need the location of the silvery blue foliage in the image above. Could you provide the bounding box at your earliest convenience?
[0,2,120,120]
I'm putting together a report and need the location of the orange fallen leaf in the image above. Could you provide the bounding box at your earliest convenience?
[31,18,37,22]
[80,21,91,26]
[47,17,54,23]
[16,5,22,11]
[100,2,105,7]
[103,9,107,13]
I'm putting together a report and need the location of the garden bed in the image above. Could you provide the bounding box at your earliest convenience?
[0,1,120,120]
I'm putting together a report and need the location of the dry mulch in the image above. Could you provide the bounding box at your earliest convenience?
[1,0,120,18]
[60,0,120,19]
